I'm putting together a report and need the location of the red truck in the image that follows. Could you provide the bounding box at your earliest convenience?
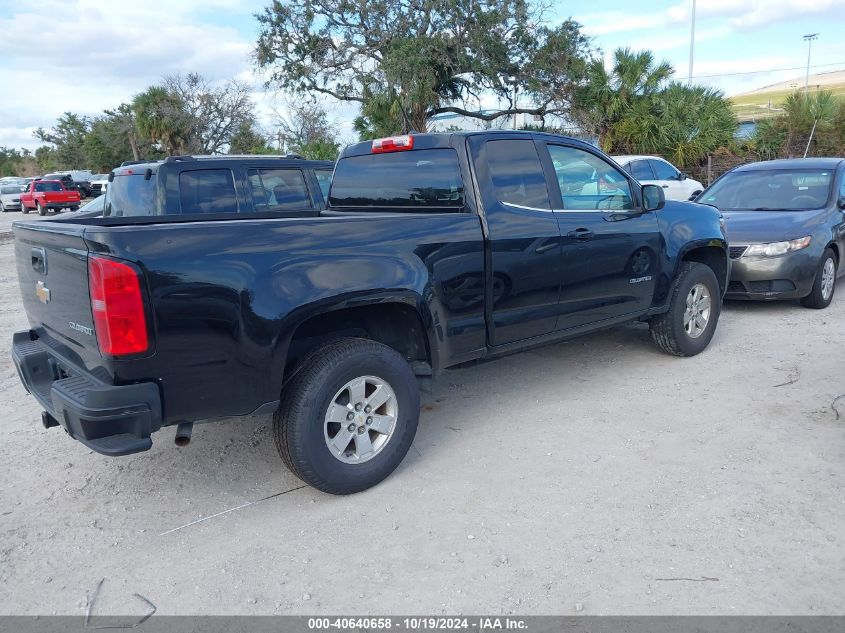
[20,179,81,215]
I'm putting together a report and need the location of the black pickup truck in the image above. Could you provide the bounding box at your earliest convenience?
[11,133,728,494]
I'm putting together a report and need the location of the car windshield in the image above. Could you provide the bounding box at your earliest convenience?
[1,186,23,194]
[700,168,833,211]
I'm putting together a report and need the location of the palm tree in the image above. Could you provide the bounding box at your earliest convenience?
[574,47,674,151]
[132,87,191,155]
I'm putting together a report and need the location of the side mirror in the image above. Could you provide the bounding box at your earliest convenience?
[678,172,688,181]
[642,184,665,212]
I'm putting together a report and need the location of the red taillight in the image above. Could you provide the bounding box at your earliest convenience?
[371,135,414,153]
[88,256,149,357]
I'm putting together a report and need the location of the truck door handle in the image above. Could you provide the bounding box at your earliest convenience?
[567,228,594,241]
[31,247,47,274]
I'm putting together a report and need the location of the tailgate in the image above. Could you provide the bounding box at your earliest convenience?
[13,221,99,361]
[48,191,80,203]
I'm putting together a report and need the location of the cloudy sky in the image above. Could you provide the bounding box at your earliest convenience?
[1,0,844,151]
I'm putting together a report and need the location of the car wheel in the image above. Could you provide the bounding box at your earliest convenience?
[37,202,46,216]
[22,204,29,214]
[273,337,420,495]
[69,206,79,212]
[649,261,721,357]
[801,248,837,309]
[1,203,6,213]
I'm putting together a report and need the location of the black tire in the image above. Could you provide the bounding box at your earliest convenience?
[37,202,46,216]
[273,337,420,495]
[22,204,29,214]
[801,248,837,309]
[649,261,721,357]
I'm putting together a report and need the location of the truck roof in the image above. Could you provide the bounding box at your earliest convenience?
[112,154,335,176]
[340,130,593,159]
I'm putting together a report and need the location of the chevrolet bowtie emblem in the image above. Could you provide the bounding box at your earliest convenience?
[36,280,51,304]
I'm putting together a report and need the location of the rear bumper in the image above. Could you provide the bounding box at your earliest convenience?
[42,201,80,209]
[12,330,161,456]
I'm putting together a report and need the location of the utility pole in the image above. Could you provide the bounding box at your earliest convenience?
[688,0,696,84]
[804,33,818,92]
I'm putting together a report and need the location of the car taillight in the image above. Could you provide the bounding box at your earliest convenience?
[371,135,414,153]
[88,256,149,357]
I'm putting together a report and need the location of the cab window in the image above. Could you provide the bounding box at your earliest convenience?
[548,145,634,210]
[247,168,311,210]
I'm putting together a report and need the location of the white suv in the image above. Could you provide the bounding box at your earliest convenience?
[613,155,704,201]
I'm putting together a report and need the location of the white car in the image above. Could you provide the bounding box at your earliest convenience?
[1,184,26,212]
[90,173,109,196]
[612,155,704,201]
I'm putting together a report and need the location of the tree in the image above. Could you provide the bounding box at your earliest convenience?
[163,73,256,154]
[277,102,340,160]
[85,104,161,171]
[33,112,90,169]
[0,147,26,176]
[572,48,674,151]
[132,87,192,155]
[750,91,845,159]
[228,120,277,154]
[255,0,592,132]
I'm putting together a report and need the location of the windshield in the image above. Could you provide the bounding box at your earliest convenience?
[700,168,833,211]
[106,174,157,216]
[1,186,23,194]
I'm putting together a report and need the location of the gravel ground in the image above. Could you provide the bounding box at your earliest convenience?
[0,211,843,615]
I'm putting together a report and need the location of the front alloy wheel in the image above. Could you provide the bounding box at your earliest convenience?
[801,248,837,309]
[683,283,711,339]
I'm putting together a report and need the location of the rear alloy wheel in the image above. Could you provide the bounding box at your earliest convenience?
[36,202,46,216]
[801,248,837,309]
[273,338,420,494]
[649,261,721,357]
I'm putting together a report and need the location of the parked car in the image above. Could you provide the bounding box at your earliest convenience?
[11,134,727,494]
[696,158,845,308]
[72,193,106,216]
[89,173,109,197]
[44,172,92,198]
[1,184,26,212]
[614,155,704,201]
[19,179,81,215]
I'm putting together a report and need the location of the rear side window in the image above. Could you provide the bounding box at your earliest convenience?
[247,168,311,210]
[650,159,679,180]
[628,160,655,180]
[179,169,237,214]
[329,149,463,210]
[486,139,550,210]
[315,169,332,199]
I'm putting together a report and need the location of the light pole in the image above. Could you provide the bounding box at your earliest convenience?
[688,0,697,84]
[804,33,818,92]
